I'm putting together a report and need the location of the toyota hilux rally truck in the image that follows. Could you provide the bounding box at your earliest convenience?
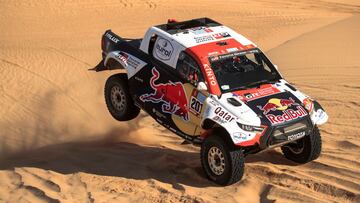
[93,18,328,185]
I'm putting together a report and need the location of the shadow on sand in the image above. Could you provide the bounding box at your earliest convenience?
[0,132,297,189]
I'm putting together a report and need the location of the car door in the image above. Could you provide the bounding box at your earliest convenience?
[172,51,207,137]
[126,34,200,140]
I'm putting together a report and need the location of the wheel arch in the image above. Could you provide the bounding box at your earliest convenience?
[202,118,237,150]
[104,52,126,70]
[105,57,125,70]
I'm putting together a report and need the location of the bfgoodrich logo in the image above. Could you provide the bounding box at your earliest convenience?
[155,38,173,61]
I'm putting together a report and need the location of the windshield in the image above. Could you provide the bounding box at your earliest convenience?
[208,49,282,93]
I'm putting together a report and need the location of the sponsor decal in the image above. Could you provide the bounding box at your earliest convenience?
[140,68,189,121]
[214,107,235,122]
[117,51,143,69]
[288,131,305,141]
[117,52,128,66]
[316,109,325,120]
[266,106,307,124]
[189,27,213,35]
[193,32,231,43]
[194,35,214,43]
[233,132,248,141]
[208,51,219,56]
[154,37,173,61]
[190,96,203,116]
[105,33,120,43]
[258,97,307,124]
[210,49,259,62]
[226,47,239,53]
[259,98,297,114]
[213,116,226,124]
[196,92,206,103]
[152,108,166,119]
[208,99,218,106]
[134,76,143,83]
[212,32,231,39]
[236,86,280,101]
[203,64,217,86]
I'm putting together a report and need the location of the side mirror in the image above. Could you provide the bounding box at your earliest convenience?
[274,64,278,70]
[197,81,208,92]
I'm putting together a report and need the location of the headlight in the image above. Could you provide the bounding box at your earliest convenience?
[237,123,265,132]
[303,98,314,112]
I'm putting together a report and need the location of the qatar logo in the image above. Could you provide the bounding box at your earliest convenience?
[154,38,173,61]
[140,68,189,121]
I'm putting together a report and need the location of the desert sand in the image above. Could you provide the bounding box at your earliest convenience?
[0,0,359,202]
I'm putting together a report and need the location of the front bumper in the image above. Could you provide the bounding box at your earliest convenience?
[259,116,313,149]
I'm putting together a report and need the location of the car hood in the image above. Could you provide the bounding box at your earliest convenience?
[216,82,310,126]
[244,91,309,125]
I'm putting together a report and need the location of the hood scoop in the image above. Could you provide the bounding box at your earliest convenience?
[227,98,242,107]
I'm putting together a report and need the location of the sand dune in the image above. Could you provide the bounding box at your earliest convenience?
[0,0,360,202]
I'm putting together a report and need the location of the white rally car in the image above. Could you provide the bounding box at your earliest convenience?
[93,18,328,185]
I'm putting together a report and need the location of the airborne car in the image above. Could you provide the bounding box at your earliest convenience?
[93,18,328,185]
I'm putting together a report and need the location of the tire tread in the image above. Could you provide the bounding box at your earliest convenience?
[281,126,322,163]
[104,74,140,121]
[201,135,244,186]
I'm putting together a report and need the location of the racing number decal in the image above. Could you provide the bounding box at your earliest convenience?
[190,96,203,116]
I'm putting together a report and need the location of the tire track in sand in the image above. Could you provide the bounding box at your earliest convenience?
[0,58,94,120]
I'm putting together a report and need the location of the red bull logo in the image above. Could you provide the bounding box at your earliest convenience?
[259,98,297,114]
[258,97,307,124]
[140,68,189,121]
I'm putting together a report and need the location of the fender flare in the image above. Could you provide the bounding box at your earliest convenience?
[91,51,125,72]
[104,51,126,70]
[201,118,237,149]
[102,50,148,79]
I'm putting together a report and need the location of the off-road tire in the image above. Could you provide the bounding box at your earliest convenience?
[104,74,140,121]
[281,126,322,163]
[200,135,244,186]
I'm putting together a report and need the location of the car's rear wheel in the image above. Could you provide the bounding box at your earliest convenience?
[281,126,322,163]
[200,135,244,186]
[104,74,140,121]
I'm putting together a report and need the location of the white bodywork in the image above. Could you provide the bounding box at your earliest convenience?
[200,79,328,146]
[102,21,328,146]
[104,51,147,79]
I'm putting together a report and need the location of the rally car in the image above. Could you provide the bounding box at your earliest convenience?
[93,18,328,185]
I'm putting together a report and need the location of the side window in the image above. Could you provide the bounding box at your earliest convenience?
[176,52,204,86]
[148,34,158,54]
[254,53,271,73]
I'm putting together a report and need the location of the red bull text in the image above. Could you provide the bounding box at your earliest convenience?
[259,97,307,124]
[266,106,307,124]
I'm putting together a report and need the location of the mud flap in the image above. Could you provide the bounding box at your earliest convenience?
[89,59,107,72]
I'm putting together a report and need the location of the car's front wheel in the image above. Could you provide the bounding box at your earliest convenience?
[281,126,322,163]
[200,135,244,186]
[104,74,140,121]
